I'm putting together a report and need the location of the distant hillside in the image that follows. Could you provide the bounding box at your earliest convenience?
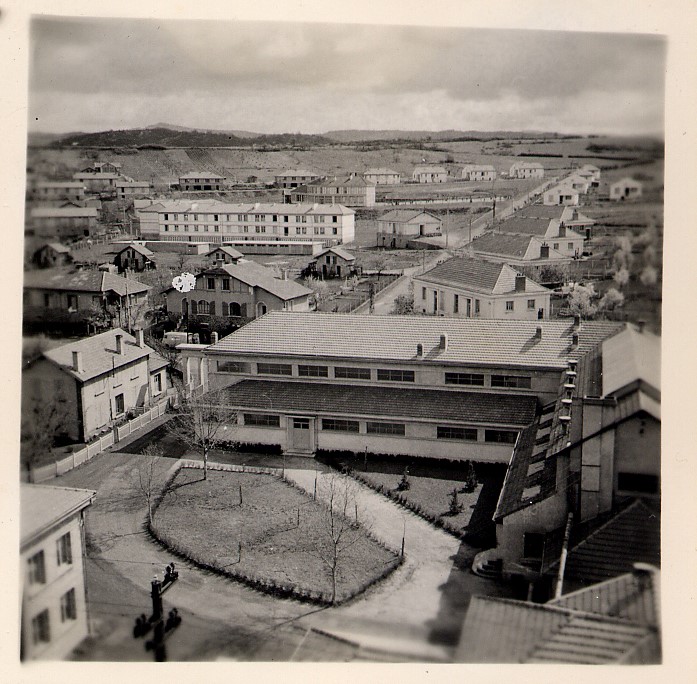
[322,129,571,143]
[146,122,261,138]
[52,127,332,149]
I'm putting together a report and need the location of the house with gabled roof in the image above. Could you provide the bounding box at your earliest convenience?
[33,181,87,204]
[22,328,166,442]
[461,164,496,181]
[290,173,376,207]
[178,311,622,460]
[413,257,553,320]
[32,242,73,269]
[112,243,156,273]
[610,177,643,201]
[412,165,448,183]
[72,172,122,195]
[30,207,99,240]
[164,261,312,321]
[115,179,151,200]
[178,172,226,192]
[543,185,580,207]
[510,162,544,179]
[470,231,572,269]
[206,245,244,267]
[376,209,442,248]
[362,168,401,185]
[274,169,321,189]
[497,214,585,258]
[308,246,357,279]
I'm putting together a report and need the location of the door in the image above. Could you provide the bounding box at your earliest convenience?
[288,417,313,452]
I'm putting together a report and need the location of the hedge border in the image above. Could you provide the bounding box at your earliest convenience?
[145,461,402,606]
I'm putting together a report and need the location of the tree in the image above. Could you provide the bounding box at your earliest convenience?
[640,265,658,287]
[461,461,478,493]
[20,393,70,473]
[165,387,237,480]
[313,474,367,605]
[448,488,463,516]
[136,445,164,525]
[302,276,331,309]
[613,266,630,288]
[599,287,625,312]
[567,283,598,319]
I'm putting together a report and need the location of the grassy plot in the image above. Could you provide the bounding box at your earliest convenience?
[151,467,400,604]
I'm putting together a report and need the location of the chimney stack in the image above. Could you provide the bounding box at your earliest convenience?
[515,274,526,293]
[573,314,581,328]
[439,334,448,351]
[136,329,145,348]
[72,350,82,373]
[535,326,543,339]
[540,244,550,258]
[115,334,123,355]
[571,332,579,347]
[211,332,219,344]
[416,343,423,357]
[559,223,566,237]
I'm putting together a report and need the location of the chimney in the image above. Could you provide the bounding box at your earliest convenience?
[136,329,145,348]
[540,244,550,258]
[211,332,219,344]
[571,332,579,347]
[515,274,526,292]
[573,314,581,328]
[115,334,123,355]
[439,334,448,351]
[637,320,646,333]
[72,350,83,373]
[416,343,423,357]
[535,326,542,339]
[559,223,566,237]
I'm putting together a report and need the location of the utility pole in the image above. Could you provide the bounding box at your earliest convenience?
[133,562,182,662]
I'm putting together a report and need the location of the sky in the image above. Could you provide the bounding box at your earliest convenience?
[28,16,667,136]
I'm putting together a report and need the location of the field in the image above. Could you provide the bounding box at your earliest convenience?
[151,467,399,604]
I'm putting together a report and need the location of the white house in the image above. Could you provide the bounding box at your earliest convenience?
[179,172,226,192]
[559,174,591,194]
[274,170,321,189]
[412,166,448,183]
[470,232,573,269]
[509,162,545,180]
[543,186,580,207]
[290,173,376,207]
[363,168,401,185]
[21,484,96,660]
[461,165,496,182]
[610,178,643,201]
[376,209,442,248]
[413,257,553,320]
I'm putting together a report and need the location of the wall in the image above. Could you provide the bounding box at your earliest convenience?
[21,513,90,660]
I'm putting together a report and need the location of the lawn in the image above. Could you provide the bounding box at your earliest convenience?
[151,466,400,604]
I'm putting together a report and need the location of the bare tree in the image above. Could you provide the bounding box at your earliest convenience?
[137,444,163,525]
[313,474,368,604]
[20,392,70,474]
[165,387,237,480]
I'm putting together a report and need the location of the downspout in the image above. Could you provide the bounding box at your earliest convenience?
[554,512,574,599]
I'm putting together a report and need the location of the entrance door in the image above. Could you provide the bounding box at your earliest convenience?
[289,417,313,452]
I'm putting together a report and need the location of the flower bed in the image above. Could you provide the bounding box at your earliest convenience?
[149,465,401,605]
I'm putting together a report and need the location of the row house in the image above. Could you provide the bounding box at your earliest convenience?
[164,261,313,321]
[178,172,226,192]
[509,162,545,180]
[461,165,496,182]
[136,199,355,245]
[412,166,448,183]
[21,484,96,660]
[289,174,376,208]
[32,181,87,204]
[470,232,573,270]
[179,312,621,462]
[115,179,151,200]
[274,169,321,189]
[362,168,401,185]
[413,257,552,320]
[376,209,442,249]
[29,207,98,240]
[22,329,169,443]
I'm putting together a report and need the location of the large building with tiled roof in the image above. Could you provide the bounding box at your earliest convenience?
[135,199,355,245]
[413,257,553,320]
[164,261,312,321]
[461,164,496,181]
[289,173,376,207]
[376,209,442,248]
[30,206,99,240]
[22,328,169,443]
[274,169,321,189]
[178,312,623,461]
[178,171,226,192]
[21,484,96,660]
[412,165,448,183]
[470,231,572,269]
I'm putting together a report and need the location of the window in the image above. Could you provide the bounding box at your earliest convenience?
[437,426,477,441]
[114,393,125,415]
[454,294,459,313]
[475,299,480,315]
[31,610,50,645]
[230,302,242,316]
[56,532,72,566]
[154,373,163,393]
[67,294,78,311]
[568,242,574,250]
[321,418,359,433]
[445,372,485,386]
[222,278,230,291]
[377,369,415,382]
[43,293,51,307]
[198,300,210,315]
[491,375,532,389]
[217,360,250,373]
[244,413,280,427]
[505,300,514,311]
[523,533,545,560]
[366,422,406,436]
[257,363,292,376]
[617,472,659,494]
[484,429,518,444]
[332,216,338,223]
[421,287,426,300]
[60,588,77,622]
[298,365,329,378]
[27,550,45,585]
[334,367,371,380]
[207,278,215,290]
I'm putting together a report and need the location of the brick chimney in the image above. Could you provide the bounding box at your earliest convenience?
[571,332,579,347]
[559,223,566,237]
[540,244,550,258]
[136,329,145,348]
[535,326,543,339]
[439,334,448,351]
[416,343,424,357]
[573,314,581,328]
[115,334,123,355]
[515,274,526,292]
[72,350,83,373]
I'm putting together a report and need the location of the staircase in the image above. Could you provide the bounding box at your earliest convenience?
[472,557,503,579]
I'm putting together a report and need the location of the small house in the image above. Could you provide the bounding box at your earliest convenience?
[363,168,401,185]
[113,244,156,273]
[543,186,580,207]
[376,209,442,249]
[308,246,357,279]
[610,177,643,201]
[412,166,448,183]
[32,243,73,269]
[509,162,545,180]
[461,165,496,182]
[206,245,244,267]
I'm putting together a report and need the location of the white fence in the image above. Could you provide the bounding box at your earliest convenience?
[29,399,169,484]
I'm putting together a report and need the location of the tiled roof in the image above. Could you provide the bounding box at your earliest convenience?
[470,232,570,262]
[462,164,495,172]
[413,166,447,174]
[416,257,550,295]
[364,167,399,175]
[208,311,623,370]
[497,217,556,237]
[611,177,642,188]
[207,246,244,259]
[73,172,122,180]
[554,500,661,584]
[218,262,312,301]
[148,351,170,373]
[220,379,538,425]
[116,179,150,187]
[179,171,226,179]
[115,243,154,258]
[601,324,660,397]
[275,169,320,177]
[21,484,96,548]
[307,174,374,188]
[377,209,440,223]
[511,162,544,169]
[313,246,356,262]
[42,328,154,382]
[514,204,570,221]
[31,207,98,218]
[23,268,151,296]
[136,199,355,216]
